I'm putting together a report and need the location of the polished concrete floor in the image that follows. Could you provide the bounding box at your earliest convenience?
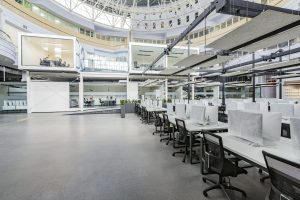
[0,113,269,200]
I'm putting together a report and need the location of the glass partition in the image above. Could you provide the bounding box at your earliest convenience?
[20,35,75,69]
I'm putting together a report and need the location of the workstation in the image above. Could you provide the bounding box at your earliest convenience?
[0,0,300,199]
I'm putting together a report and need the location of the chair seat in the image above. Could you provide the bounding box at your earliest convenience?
[222,159,247,177]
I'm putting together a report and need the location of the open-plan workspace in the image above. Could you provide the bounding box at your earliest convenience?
[0,0,300,199]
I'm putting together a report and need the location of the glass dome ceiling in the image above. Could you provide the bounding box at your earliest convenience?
[53,0,210,30]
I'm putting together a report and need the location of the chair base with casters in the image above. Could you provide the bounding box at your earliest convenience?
[203,176,247,198]
[202,131,248,200]
[202,163,248,199]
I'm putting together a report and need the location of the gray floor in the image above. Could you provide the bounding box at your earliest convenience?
[0,113,269,200]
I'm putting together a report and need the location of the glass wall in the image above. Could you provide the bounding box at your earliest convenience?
[21,35,75,69]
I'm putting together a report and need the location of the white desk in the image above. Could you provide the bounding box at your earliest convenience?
[214,132,300,169]
[167,114,228,164]
[145,107,167,123]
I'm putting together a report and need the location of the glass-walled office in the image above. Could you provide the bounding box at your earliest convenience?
[20,34,76,70]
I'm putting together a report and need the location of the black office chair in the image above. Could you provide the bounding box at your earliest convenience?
[202,130,247,199]
[161,114,175,145]
[262,151,300,200]
[172,119,188,162]
[153,112,163,135]
[141,106,147,123]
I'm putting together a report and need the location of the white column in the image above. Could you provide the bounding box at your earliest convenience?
[180,86,183,99]
[26,71,31,113]
[79,73,84,111]
[165,79,168,101]
[191,77,195,100]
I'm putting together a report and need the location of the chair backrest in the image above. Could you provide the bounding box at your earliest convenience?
[154,112,161,125]
[163,113,170,128]
[262,151,300,200]
[202,131,225,174]
[175,118,187,143]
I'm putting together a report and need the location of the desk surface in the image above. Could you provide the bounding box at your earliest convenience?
[215,132,300,169]
[165,114,299,168]
[146,107,167,112]
[167,114,228,132]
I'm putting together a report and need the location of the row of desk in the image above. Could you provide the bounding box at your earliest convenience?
[140,105,300,172]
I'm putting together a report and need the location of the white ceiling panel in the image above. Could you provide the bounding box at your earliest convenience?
[173,54,214,68]
[254,59,300,71]
[208,10,300,51]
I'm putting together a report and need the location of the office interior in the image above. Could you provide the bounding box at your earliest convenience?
[0,0,300,200]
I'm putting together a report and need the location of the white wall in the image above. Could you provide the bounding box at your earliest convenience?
[127,82,138,100]
[28,82,70,112]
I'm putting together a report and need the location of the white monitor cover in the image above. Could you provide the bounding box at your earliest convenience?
[190,105,206,124]
[270,103,294,118]
[167,103,174,114]
[175,103,186,118]
[290,117,300,149]
[205,106,218,123]
[244,102,260,111]
[261,112,282,145]
[294,104,300,118]
[239,111,263,145]
[228,110,242,137]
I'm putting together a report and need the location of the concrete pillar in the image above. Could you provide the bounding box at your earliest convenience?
[26,71,31,113]
[165,79,168,101]
[79,73,84,111]
[191,77,195,100]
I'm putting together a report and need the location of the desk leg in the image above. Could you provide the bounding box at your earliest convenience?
[147,111,150,124]
[190,132,193,164]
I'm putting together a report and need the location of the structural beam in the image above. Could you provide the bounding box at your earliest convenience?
[143,0,217,73]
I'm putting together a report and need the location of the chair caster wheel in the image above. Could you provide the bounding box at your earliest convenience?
[172,153,175,157]
[202,178,206,183]
[242,192,247,197]
[203,191,208,197]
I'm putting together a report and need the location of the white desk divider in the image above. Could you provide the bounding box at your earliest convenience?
[259,102,269,112]
[290,118,300,149]
[228,110,242,137]
[186,103,192,118]
[175,103,186,118]
[261,112,282,146]
[226,101,238,112]
[190,105,206,124]
[158,100,162,108]
[244,102,260,111]
[270,103,294,118]
[228,110,263,145]
[294,104,300,118]
[167,103,174,114]
[205,105,218,124]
